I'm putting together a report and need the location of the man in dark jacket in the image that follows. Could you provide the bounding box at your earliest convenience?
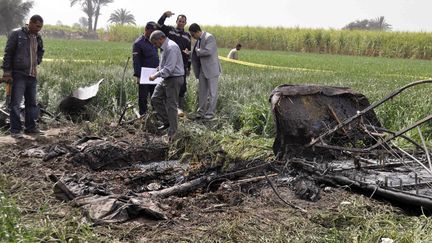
[1,15,45,138]
[158,11,191,113]
[132,21,159,116]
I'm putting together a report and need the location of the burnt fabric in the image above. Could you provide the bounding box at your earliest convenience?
[51,174,166,225]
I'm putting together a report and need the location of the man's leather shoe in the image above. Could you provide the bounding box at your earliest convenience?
[11,132,23,139]
[157,124,169,130]
[24,129,45,135]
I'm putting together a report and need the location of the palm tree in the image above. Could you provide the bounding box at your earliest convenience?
[92,0,113,31]
[343,16,392,31]
[108,8,136,25]
[70,0,94,32]
[343,19,369,30]
[370,16,392,31]
[0,0,33,35]
[70,0,114,32]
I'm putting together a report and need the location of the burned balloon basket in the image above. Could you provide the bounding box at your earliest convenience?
[270,80,432,210]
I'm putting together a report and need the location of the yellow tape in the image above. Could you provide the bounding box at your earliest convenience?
[379,73,432,80]
[1,56,430,80]
[219,56,334,73]
[219,56,432,80]
[43,58,105,63]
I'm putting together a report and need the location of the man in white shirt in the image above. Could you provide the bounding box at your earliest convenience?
[227,43,242,60]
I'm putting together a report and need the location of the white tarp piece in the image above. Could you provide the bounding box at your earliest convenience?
[72,78,105,100]
[59,78,106,116]
[140,67,162,85]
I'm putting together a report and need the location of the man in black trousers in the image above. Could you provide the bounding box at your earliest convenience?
[1,15,45,138]
[132,21,160,116]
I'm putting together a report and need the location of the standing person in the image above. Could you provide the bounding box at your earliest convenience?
[1,15,45,138]
[149,30,184,142]
[188,23,221,120]
[157,11,191,113]
[227,43,242,60]
[132,21,159,116]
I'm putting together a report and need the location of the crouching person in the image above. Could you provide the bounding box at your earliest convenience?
[149,30,184,142]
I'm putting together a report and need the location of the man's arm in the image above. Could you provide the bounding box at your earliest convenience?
[196,35,217,57]
[132,42,143,78]
[157,12,168,26]
[37,37,44,65]
[1,31,18,76]
[154,49,176,78]
[157,12,174,36]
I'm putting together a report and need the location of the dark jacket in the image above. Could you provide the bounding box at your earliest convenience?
[1,27,44,75]
[158,14,191,70]
[132,35,159,78]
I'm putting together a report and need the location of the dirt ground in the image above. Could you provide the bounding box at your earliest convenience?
[0,125,392,242]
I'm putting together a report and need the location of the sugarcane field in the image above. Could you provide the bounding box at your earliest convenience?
[1,1,432,242]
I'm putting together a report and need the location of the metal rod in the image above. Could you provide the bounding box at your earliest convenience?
[308,79,432,147]
[417,126,432,170]
[393,142,432,175]
[366,115,432,151]
[313,115,432,154]
[365,125,425,153]
[119,56,131,115]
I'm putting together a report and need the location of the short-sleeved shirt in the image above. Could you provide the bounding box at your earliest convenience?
[227,48,239,60]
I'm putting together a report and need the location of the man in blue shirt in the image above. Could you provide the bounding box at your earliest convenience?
[149,30,184,142]
[132,21,159,116]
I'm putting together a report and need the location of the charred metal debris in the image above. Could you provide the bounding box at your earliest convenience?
[36,80,431,225]
[270,80,432,210]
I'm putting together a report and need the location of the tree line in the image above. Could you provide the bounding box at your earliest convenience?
[0,0,393,35]
[0,0,136,35]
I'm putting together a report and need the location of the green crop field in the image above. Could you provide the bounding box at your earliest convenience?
[1,37,430,140]
[1,36,432,242]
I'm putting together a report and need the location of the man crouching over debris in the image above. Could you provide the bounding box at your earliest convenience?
[149,30,184,142]
[1,15,45,139]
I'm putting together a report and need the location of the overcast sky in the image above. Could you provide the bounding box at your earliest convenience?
[31,0,432,32]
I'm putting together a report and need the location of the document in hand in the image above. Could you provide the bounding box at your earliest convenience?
[140,67,162,84]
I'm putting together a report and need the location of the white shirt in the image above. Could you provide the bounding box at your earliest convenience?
[227,48,239,60]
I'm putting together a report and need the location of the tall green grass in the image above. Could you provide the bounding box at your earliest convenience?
[105,25,432,60]
[0,37,430,141]
[0,176,98,242]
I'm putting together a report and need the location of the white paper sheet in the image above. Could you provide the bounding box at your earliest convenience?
[140,67,162,85]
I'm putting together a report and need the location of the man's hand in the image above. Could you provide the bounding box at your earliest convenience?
[1,73,12,83]
[149,75,157,81]
[164,11,175,17]
[183,48,190,56]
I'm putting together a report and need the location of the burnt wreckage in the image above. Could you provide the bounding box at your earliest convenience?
[270,80,432,210]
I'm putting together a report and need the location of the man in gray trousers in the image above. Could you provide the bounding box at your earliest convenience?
[149,30,185,142]
[188,23,221,119]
